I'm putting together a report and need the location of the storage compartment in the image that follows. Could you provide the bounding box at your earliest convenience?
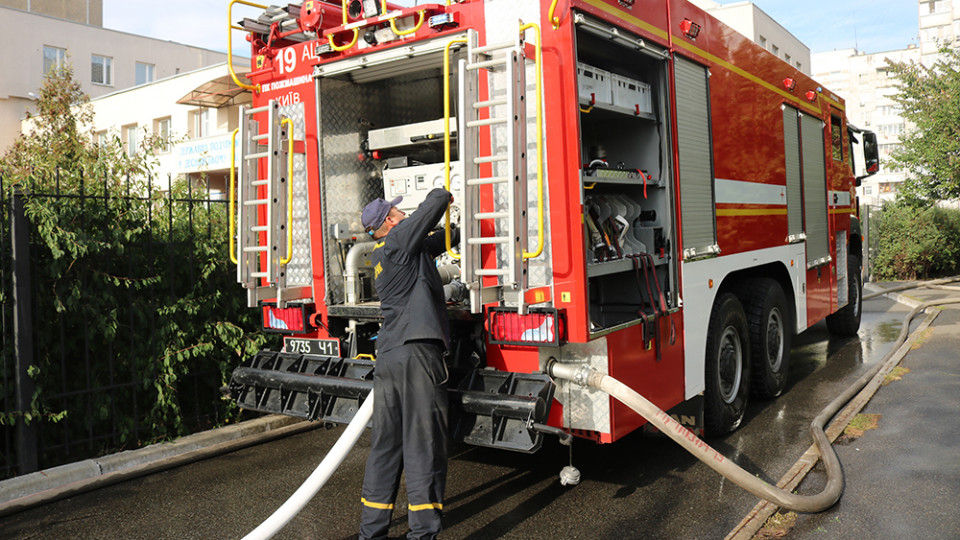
[576,23,678,333]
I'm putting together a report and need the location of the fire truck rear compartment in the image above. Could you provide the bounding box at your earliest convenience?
[575,24,679,333]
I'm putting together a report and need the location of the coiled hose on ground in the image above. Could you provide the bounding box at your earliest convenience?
[548,276,960,512]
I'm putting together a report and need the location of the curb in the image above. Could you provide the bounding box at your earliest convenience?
[0,414,305,508]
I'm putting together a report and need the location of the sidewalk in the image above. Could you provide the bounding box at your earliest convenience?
[759,284,960,539]
[0,413,310,517]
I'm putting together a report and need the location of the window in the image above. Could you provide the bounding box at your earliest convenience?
[879,143,898,156]
[92,54,113,85]
[191,108,210,139]
[136,62,155,85]
[880,124,904,137]
[123,124,138,157]
[94,130,109,153]
[784,53,791,64]
[758,35,767,48]
[771,44,779,57]
[796,61,802,71]
[864,186,873,195]
[830,115,843,161]
[43,46,67,74]
[154,117,172,153]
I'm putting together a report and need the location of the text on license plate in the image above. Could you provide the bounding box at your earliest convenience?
[284,338,341,357]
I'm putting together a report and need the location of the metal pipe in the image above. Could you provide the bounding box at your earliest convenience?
[343,241,377,304]
[231,367,371,398]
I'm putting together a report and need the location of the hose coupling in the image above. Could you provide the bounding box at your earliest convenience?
[546,358,596,387]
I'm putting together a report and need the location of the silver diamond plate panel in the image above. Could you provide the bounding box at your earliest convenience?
[317,74,449,304]
[539,338,610,432]
[279,101,312,288]
[486,45,553,300]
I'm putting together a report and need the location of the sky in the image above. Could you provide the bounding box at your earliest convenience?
[103,0,920,57]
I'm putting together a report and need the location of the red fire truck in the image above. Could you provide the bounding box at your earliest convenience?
[225,0,879,452]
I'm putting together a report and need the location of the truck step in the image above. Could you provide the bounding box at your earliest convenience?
[228,350,373,424]
[450,369,556,453]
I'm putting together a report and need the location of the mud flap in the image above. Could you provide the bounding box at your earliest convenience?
[450,369,556,453]
[229,350,374,424]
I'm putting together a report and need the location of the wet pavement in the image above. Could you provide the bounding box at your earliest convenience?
[784,285,960,539]
[0,283,955,540]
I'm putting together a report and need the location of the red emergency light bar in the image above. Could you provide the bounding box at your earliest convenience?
[487,307,565,347]
[261,302,311,333]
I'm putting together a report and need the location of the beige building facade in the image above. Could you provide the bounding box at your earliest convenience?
[919,0,960,65]
[813,47,921,206]
[75,63,252,195]
[689,0,811,74]
[1,4,231,153]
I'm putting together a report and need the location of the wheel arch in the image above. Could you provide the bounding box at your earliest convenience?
[717,261,797,334]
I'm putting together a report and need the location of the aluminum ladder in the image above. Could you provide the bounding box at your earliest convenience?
[235,100,294,308]
[458,29,530,314]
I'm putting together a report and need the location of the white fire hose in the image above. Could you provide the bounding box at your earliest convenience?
[241,395,374,540]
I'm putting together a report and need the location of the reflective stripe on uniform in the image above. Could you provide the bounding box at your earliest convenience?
[408,502,443,512]
[361,497,394,510]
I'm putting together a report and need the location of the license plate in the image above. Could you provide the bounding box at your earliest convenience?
[284,337,341,357]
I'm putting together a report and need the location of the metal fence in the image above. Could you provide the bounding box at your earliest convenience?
[0,171,235,480]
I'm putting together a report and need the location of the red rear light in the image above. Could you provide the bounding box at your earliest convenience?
[487,308,565,347]
[261,303,310,333]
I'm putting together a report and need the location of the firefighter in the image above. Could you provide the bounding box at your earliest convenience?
[358,187,458,540]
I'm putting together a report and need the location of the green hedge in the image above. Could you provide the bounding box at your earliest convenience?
[0,64,276,477]
[872,202,960,280]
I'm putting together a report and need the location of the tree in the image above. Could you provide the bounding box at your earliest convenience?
[885,47,960,205]
[1,63,272,472]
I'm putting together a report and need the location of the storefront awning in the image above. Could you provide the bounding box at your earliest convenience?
[177,73,253,108]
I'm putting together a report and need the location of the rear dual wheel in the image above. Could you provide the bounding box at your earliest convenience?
[704,293,750,435]
[739,279,792,399]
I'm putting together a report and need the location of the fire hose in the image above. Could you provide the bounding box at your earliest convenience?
[241,395,374,540]
[548,276,960,512]
[244,277,960,537]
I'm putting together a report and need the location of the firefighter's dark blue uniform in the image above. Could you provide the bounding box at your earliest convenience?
[359,188,458,540]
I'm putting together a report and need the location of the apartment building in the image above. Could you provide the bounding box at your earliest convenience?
[1,2,231,152]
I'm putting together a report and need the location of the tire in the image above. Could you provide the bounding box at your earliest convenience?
[827,255,862,337]
[704,293,750,435]
[739,279,792,400]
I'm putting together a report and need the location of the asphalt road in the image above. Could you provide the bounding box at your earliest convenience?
[0,292,921,540]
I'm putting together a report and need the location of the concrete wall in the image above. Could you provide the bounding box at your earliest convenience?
[0,0,102,25]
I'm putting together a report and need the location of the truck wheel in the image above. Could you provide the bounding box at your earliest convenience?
[704,293,750,435]
[740,279,791,399]
[826,255,862,337]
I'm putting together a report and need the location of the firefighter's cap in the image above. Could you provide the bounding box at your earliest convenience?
[362,195,403,234]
